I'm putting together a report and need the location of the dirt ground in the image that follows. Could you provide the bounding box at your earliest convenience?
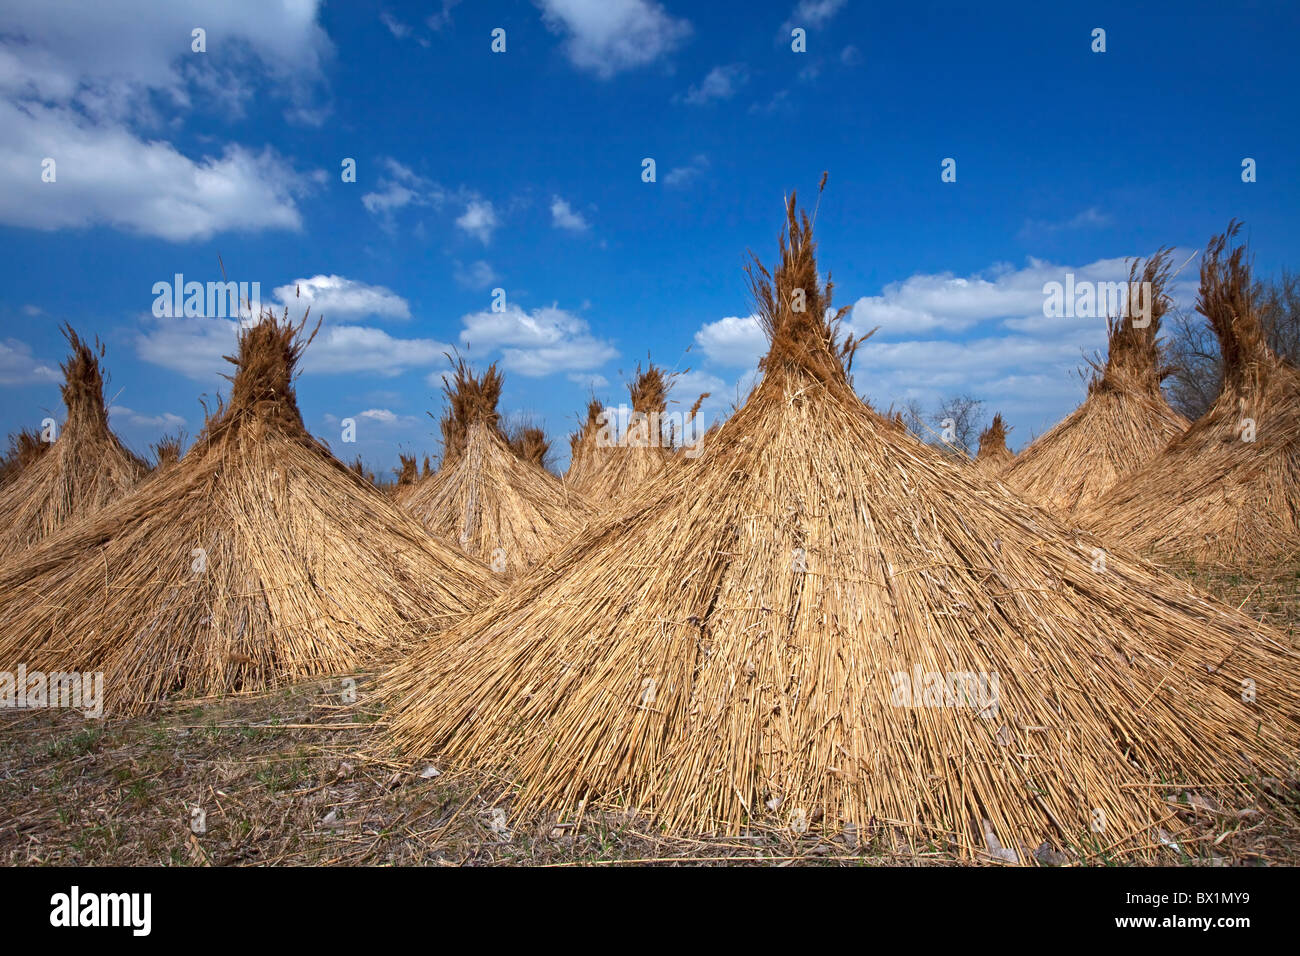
[2,556,1297,867]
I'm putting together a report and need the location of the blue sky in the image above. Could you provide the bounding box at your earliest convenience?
[2,0,1297,472]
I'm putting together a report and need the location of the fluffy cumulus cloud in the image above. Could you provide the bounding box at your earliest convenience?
[108,406,187,431]
[272,275,411,322]
[693,314,766,367]
[535,0,691,78]
[458,304,617,377]
[360,158,447,231]
[135,316,453,381]
[0,338,63,387]
[782,0,847,33]
[550,196,590,232]
[453,260,500,290]
[664,154,710,187]
[456,198,498,244]
[0,1,331,240]
[681,64,748,105]
[0,102,310,241]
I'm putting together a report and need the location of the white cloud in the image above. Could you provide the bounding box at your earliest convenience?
[426,0,463,31]
[109,406,186,430]
[0,338,62,386]
[0,2,330,239]
[694,315,765,367]
[380,13,411,38]
[535,0,692,78]
[361,158,447,231]
[0,0,332,121]
[1020,207,1113,237]
[567,372,609,388]
[453,260,500,290]
[323,407,420,429]
[841,44,863,66]
[782,0,847,32]
[0,101,311,241]
[136,317,453,381]
[459,304,617,377]
[664,154,710,187]
[456,198,498,244]
[846,254,1195,339]
[272,275,411,322]
[682,64,748,105]
[550,196,590,232]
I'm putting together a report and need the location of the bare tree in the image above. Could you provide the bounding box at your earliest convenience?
[897,394,986,458]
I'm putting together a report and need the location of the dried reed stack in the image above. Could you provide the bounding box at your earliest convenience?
[396,360,591,574]
[1004,251,1189,514]
[508,425,551,469]
[438,359,504,466]
[0,326,147,560]
[150,432,185,470]
[0,311,501,715]
[395,454,418,486]
[563,397,606,489]
[0,428,50,486]
[383,191,1300,859]
[975,414,1015,472]
[1084,223,1300,563]
[575,361,677,501]
[349,456,376,485]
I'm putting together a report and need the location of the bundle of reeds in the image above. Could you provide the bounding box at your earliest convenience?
[0,427,50,486]
[573,361,677,502]
[508,425,551,470]
[395,454,418,486]
[396,360,591,574]
[0,326,147,560]
[0,311,501,715]
[1003,252,1188,514]
[382,192,1300,859]
[1083,223,1300,563]
[150,432,185,471]
[563,397,606,489]
[974,414,1015,472]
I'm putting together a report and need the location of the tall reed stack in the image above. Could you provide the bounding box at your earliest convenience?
[0,326,147,560]
[1004,252,1188,514]
[0,312,501,715]
[396,359,590,574]
[382,190,1300,859]
[1084,223,1300,564]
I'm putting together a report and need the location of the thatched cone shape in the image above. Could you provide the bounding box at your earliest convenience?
[0,312,501,715]
[563,397,606,489]
[1083,223,1300,564]
[974,414,1015,472]
[0,326,147,560]
[575,362,677,501]
[396,360,591,574]
[383,194,1300,857]
[1003,252,1189,515]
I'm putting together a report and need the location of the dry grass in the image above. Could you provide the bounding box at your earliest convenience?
[1084,224,1300,564]
[975,414,1015,472]
[572,361,679,503]
[1004,252,1189,514]
[0,326,147,560]
[380,191,1300,862]
[397,362,592,574]
[0,311,502,716]
[0,428,50,486]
